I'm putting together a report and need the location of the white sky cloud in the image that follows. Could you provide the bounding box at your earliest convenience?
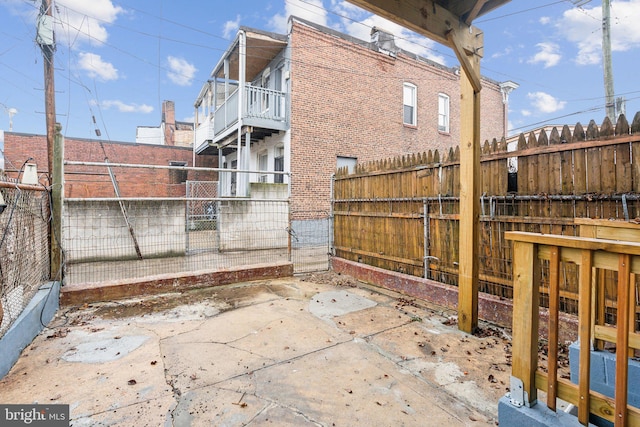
[78,52,118,80]
[491,46,513,59]
[223,15,240,39]
[269,0,445,64]
[54,0,123,47]
[101,100,153,113]
[527,92,566,114]
[521,110,532,117]
[166,56,197,86]
[539,16,551,25]
[527,42,561,68]
[558,0,640,65]
[269,0,327,33]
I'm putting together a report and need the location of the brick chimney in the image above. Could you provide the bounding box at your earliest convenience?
[162,100,175,146]
[371,27,398,57]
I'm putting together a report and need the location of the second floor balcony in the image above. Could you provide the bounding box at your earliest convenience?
[194,27,290,154]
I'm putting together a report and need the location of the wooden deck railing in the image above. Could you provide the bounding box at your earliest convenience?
[506,231,640,426]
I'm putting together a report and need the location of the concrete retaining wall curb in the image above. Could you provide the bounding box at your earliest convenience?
[331,257,579,342]
[0,282,59,379]
[60,262,294,306]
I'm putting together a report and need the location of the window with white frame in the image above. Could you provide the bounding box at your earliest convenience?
[438,93,450,133]
[274,146,284,183]
[258,151,268,183]
[403,83,417,126]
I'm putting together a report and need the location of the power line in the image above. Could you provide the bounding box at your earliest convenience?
[509,94,640,134]
[476,1,568,23]
[3,0,637,143]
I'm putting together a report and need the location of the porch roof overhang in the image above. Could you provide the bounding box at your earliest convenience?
[195,125,283,156]
[210,28,288,84]
[345,1,510,81]
[345,0,511,334]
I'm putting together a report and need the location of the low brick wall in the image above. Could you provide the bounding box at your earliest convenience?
[61,262,293,306]
[331,257,578,342]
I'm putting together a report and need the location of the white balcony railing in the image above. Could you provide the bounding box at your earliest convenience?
[245,85,286,121]
[214,89,240,136]
[195,85,288,149]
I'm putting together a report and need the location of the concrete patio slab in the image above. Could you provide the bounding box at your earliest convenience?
[0,274,513,426]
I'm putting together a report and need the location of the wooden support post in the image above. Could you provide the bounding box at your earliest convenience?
[51,124,63,280]
[511,240,540,406]
[578,249,593,425]
[455,33,482,334]
[615,253,630,427]
[342,0,487,335]
[547,246,560,411]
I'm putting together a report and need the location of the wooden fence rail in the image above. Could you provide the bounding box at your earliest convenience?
[332,112,640,322]
[506,231,640,426]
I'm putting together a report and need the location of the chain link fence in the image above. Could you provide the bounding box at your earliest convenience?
[290,210,330,273]
[63,195,291,285]
[186,181,219,254]
[0,183,50,338]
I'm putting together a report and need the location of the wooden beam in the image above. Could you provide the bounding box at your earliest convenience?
[463,0,489,25]
[535,373,640,425]
[345,0,483,54]
[344,0,484,335]
[457,47,482,333]
[447,30,482,92]
[505,232,640,256]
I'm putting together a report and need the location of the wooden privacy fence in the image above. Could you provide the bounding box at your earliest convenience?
[332,112,640,323]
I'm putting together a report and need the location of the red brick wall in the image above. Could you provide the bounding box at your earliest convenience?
[288,20,505,214]
[3,132,218,198]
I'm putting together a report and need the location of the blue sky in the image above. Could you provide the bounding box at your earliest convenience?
[0,0,639,143]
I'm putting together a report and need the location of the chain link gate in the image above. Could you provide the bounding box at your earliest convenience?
[186,181,219,254]
[290,211,330,273]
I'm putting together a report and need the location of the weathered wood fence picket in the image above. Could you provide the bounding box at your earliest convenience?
[332,112,640,326]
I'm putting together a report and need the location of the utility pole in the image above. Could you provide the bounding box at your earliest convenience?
[602,0,616,121]
[37,0,62,281]
[37,0,56,178]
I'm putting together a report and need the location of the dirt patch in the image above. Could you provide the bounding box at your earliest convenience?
[299,270,361,287]
[300,270,572,400]
[86,282,298,320]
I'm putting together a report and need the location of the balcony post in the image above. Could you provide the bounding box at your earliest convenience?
[511,240,540,407]
[193,104,198,165]
[224,58,230,128]
[236,30,246,196]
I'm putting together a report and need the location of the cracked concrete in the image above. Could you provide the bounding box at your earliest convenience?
[0,276,512,426]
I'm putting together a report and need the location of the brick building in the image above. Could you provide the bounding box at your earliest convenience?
[2,131,217,198]
[136,100,194,147]
[193,16,511,215]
